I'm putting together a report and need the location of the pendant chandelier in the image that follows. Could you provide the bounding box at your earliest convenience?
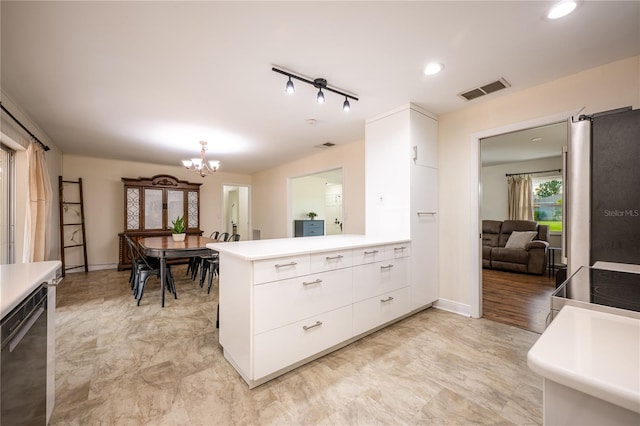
[181,141,220,177]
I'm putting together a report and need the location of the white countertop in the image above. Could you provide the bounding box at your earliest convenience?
[1,261,61,318]
[206,234,410,261]
[527,305,640,414]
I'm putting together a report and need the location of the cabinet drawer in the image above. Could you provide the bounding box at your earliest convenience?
[310,249,353,273]
[353,257,408,302]
[387,243,410,259]
[352,245,387,265]
[353,287,410,336]
[254,269,353,334]
[253,305,353,379]
[253,255,310,284]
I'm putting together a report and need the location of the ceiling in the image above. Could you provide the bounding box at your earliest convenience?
[481,121,567,167]
[1,1,638,174]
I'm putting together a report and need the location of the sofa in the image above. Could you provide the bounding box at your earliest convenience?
[482,220,549,275]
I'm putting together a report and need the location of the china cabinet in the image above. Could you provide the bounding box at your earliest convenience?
[117,174,202,270]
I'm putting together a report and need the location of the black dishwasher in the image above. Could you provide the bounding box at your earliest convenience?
[1,284,48,425]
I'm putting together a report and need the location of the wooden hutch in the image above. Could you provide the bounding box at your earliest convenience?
[117,174,203,270]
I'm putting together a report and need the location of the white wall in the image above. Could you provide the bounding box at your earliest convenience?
[291,175,327,222]
[482,156,562,222]
[439,55,640,312]
[252,140,365,240]
[62,155,251,269]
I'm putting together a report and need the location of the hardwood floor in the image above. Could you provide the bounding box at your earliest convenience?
[482,268,556,334]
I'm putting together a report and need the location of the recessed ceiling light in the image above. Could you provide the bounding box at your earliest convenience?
[424,62,444,75]
[547,1,577,19]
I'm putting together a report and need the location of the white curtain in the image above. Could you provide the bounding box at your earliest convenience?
[22,141,52,262]
[507,175,533,221]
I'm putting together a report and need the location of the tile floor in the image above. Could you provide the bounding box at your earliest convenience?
[50,266,543,425]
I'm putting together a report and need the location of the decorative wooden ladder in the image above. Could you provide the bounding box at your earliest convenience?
[58,177,88,276]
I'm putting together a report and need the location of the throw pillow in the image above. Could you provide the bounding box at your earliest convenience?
[505,231,538,249]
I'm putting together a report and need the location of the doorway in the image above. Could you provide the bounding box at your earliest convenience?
[289,168,343,237]
[222,184,250,240]
[479,123,565,333]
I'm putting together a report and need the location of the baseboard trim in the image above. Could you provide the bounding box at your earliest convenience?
[433,298,472,317]
[65,263,117,273]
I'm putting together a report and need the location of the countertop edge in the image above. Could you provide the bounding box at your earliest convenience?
[527,306,640,414]
[1,261,62,318]
[206,235,411,261]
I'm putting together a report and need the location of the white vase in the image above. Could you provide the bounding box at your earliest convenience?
[172,233,186,242]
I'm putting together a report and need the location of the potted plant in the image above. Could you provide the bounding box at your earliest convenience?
[307,212,317,220]
[170,216,186,242]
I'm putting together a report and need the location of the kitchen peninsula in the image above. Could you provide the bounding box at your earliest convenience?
[207,234,423,388]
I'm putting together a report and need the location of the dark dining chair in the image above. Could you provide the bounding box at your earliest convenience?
[125,234,176,305]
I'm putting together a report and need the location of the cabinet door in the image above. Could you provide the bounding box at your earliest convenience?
[144,188,163,230]
[167,190,184,227]
[411,164,438,214]
[253,305,353,379]
[411,109,438,168]
[125,187,141,231]
[353,287,410,336]
[411,216,438,309]
[353,257,408,302]
[186,191,199,230]
[253,268,352,334]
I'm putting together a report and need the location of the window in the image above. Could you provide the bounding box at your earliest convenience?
[1,143,15,264]
[532,175,562,233]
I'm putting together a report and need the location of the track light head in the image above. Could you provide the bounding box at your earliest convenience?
[317,89,325,104]
[343,97,350,112]
[285,77,295,94]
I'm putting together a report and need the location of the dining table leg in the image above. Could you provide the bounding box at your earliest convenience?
[160,254,166,307]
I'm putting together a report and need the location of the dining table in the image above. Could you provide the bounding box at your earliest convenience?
[138,235,218,307]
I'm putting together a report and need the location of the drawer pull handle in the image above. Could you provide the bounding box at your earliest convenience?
[364,250,379,255]
[417,212,436,215]
[303,321,323,331]
[394,247,406,251]
[325,255,344,260]
[380,296,394,303]
[302,279,323,286]
[380,264,394,270]
[274,262,297,268]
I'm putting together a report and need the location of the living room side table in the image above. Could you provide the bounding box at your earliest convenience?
[548,246,562,277]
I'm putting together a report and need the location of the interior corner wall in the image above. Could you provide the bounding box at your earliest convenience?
[62,155,251,269]
[482,156,562,222]
[438,55,640,307]
[251,139,365,240]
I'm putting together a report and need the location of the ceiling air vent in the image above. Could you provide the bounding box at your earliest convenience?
[315,142,336,149]
[459,78,511,101]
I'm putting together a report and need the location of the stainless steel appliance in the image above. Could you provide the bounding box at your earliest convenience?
[1,284,48,425]
[565,107,640,274]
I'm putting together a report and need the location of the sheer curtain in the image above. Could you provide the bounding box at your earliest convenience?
[22,140,52,262]
[507,174,533,221]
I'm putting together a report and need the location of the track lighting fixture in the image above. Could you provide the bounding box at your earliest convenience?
[272,67,358,111]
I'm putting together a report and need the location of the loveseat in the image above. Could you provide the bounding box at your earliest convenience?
[482,220,549,275]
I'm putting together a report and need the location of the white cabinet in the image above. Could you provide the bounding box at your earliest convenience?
[366,104,439,309]
[253,268,352,334]
[215,237,410,388]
